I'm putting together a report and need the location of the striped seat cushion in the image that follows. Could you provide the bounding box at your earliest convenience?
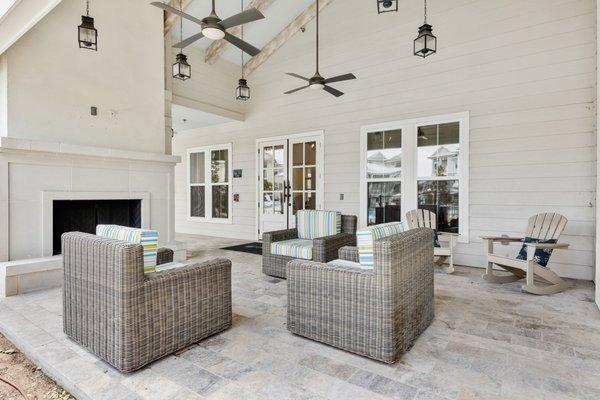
[296,210,342,240]
[96,225,159,273]
[357,222,407,268]
[271,239,313,260]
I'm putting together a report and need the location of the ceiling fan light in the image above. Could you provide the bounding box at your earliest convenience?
[310,83,324,90]
[202,27,225,40]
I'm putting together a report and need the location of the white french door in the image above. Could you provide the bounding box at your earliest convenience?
[257,132,323,238]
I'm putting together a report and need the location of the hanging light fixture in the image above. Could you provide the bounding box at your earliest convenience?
[414,0,436,58]
[173,0,191,80]
[377,0,398,14]
[78,0,97,51]
[236,0,250,100]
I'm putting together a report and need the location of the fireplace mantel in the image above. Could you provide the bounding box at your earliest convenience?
[0,137,181,164]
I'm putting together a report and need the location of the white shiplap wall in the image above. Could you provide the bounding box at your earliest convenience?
[173,0,596,280]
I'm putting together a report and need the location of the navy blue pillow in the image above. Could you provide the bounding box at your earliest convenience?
[516,237,557,267]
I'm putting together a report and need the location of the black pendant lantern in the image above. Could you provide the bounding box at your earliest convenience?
[173,0,191,80]
[235,0,251,100]
[377,0,398,14]
[173,53,191,80]
[414,0,436,58]
[236,78,250,101]
[78,0,97,51]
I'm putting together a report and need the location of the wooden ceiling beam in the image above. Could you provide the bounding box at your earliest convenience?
[205,0,276,65]
[164,0,194,36]
[243,0,335,77]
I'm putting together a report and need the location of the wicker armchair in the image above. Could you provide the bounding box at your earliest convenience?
[287,228,434,363]
[62,232,232,373]
[262,213,357,279]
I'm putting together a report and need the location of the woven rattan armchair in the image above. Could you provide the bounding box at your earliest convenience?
[262,213,358,279]
[62,232,232,373]
[287,228,434,363]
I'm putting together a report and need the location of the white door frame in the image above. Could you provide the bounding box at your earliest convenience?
[255,130,325,240]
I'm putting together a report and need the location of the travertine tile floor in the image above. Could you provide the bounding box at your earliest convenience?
[1,234,599,400]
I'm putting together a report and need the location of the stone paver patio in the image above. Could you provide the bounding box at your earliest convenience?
[0,234,599,400]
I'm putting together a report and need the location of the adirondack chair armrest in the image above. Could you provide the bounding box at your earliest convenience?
[480,236,524,242]
[524,242,569,250]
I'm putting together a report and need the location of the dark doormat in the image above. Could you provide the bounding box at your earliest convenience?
[221,242,262,255]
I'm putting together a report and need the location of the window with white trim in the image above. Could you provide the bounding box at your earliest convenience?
[188,144,232,222]
[360,112,469,241]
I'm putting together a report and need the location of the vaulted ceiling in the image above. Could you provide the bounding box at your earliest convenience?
[168,0,314,66]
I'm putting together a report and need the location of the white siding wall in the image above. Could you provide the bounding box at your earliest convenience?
[173,0,596,280]
[4,0,166,154]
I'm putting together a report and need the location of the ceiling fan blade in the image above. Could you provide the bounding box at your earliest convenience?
[286,73,310,81]
[323,85,344,97]
[173,32,205,48]
[220,8,265,30]
[150,2,204,26]
[324,73,357,84]
[285,85,310,94]
[224,32,261,56]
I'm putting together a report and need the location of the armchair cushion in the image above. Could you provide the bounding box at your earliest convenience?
[356,222,406,268]
[297,210,341,240]
[516,237,557,267]
[271,239,313,260]
[96,225,158,273]
[327,258,370,270]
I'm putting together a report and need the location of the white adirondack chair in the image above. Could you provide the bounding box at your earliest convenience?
[406,209,458,274]
[481,212,571,295]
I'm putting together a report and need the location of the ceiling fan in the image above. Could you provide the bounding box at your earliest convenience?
[151,0,265,57]
[285,0,356,97]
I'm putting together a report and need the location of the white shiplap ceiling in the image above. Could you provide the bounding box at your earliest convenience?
[171,0,314,65]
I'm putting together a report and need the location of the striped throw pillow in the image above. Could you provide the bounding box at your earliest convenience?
[357,221,407,268]
[296,210,342,240]
[96,225,159,273]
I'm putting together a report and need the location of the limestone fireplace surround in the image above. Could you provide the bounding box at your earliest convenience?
[0,137,186,297]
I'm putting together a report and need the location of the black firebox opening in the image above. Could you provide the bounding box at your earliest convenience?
[53,199,142,255]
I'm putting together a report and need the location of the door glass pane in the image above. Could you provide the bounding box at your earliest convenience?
[190,186,205,217]
[293,143,304,166]
[418,180,459,233]
[367,182,401,225]
[190,153,205,184]
[263,193,273,214]
[305,192,316,210]
[211,149,229,183]
[212,185,229,218]
[293,168,303,190]
[274,145,285,167]
[305,142,316,165]
[418,123,459,178]
[305,167,316,191]
[292,193,303,215]
[274,192,284,214]
[367,130,402,179]
[274,169,284,191]
[263,169,273,191]
[263,146,273,168]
